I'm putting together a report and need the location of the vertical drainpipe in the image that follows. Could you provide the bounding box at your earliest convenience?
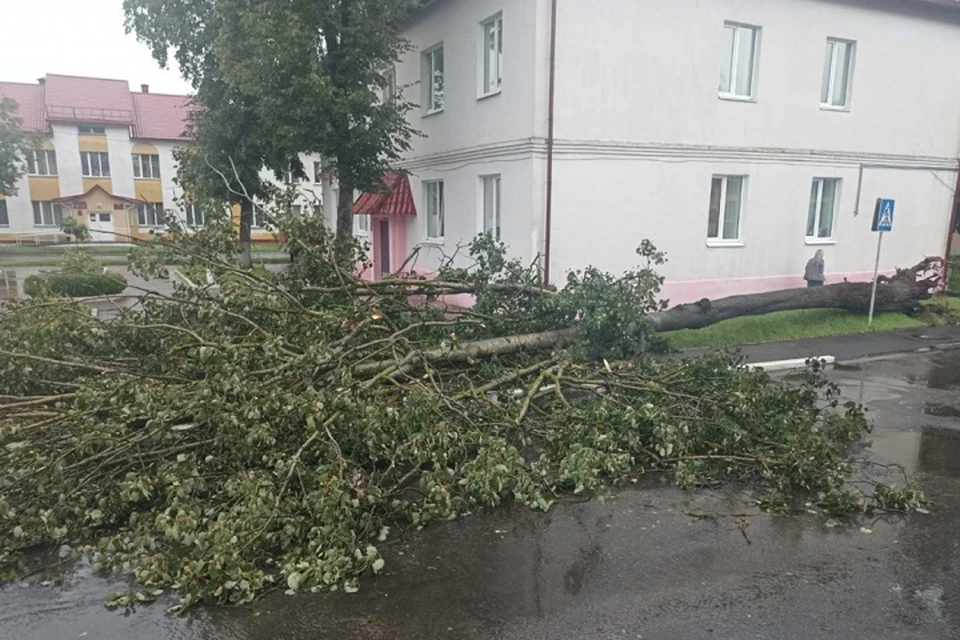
[944,163,960,288]
[543,0,559,286]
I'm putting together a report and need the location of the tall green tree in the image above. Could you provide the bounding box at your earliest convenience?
[0,98,29,197]
[125,0,419,246]
[125,0,289,267]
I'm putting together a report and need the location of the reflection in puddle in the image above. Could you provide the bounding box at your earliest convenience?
[868,427,960,478]
[926,355,960,390]
[0,269,18,300]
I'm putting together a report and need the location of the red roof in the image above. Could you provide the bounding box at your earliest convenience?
[0,74,190,141]
[0,82,44,131]
[44,74,134,125]
[132,92,192,141]
[354,172,417,217]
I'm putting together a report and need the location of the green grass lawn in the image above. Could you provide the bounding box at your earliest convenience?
[663,297,960,350]
[0,242,287,267]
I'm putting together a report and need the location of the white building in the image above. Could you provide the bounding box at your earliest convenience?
[0,74,322,244]
[343,0,960,303]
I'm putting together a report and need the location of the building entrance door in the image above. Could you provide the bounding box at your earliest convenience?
[88,211,115,242]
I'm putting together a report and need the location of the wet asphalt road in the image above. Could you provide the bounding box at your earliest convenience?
[2,351,960,639]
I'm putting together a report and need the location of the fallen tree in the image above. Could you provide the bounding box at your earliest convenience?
[647,257,944,332]
[0,219,928,610]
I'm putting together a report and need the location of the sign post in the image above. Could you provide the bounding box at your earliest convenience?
[868,198,895,326]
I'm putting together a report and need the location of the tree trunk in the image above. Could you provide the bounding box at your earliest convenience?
[239,199,253,270]
[336,184,354,246]
[348,258,943,378]
[646,257,943,332]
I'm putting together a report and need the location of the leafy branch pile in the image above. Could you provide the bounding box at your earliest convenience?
[0,216,916,609]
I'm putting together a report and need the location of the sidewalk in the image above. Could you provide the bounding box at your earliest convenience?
[682,323,960,364]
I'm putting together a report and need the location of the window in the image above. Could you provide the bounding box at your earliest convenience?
[481,174,501,240]
[481,14,503,96]
[821,39,855,109]
[807,178,839,240]
[383,67,397,104]
[424,45,445,113]
[288,204,303,216]
[132,154,161,179]
[137,202,165,227]
[26,149,57,176]
[0,200,8,226]
[719,23,759,99]
[283,170,295,185]
[32,201,64,227]
[78,125,105,135]
[313,161,323,184]
[254,206,268,228]
[354,214,370,236]
[425,181,445,241]
[80,152,110,177]
[707,176,745,242]
[185,203,206,227]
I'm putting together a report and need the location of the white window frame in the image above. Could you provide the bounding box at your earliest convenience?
[424,44,445,115]
[354,213,370,237]
[479,174,501,240]
[80,151,110,177]
[26,149,57,176]
[821,38,856,110]
[706,175,747,246]
[424,180,445,242]
[78,125,105,135]
[382,66,397,104]
[132,154,161,179]
[137,202,165,228]
[32,201,64,227]
[719,22,760,101]
[313,161,323,184]
[0,200,9,227]
[185,203,206,227]
[480,13,503,98]
[806,178,840,243]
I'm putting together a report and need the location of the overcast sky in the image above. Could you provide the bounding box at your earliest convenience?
[2,0,193,95]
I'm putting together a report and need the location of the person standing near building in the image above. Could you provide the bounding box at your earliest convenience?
[803,249,826,287]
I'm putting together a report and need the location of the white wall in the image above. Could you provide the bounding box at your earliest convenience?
[2,175,33,234]
[50,124,82,196]
[554,0,960,157]
[404,157,543,270]
[541,0,960,300]
[550,157,955,303]
[394,0,551,269]
[106,127,135,198]
[399,0,548,158]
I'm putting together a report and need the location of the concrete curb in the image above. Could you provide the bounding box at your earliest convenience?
[751,355,836,372]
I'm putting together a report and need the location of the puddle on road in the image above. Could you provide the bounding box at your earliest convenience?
[867,427,960,478]
[924,404,960,419]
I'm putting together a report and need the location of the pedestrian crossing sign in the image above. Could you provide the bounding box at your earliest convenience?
[872,198,895,233]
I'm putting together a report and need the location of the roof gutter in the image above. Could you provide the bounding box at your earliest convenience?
[543,0,558,286]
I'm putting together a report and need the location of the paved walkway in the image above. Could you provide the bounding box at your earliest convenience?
[682,323,960,364]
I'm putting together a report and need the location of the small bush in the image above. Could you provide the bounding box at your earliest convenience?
[24,273,127,298]
[59,247,104,275]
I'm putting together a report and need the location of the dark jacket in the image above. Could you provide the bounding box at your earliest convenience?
[804,257,825,283]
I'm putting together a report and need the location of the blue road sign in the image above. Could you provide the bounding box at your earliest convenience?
[872,198,895,233]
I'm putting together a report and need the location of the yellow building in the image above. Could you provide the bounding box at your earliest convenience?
[0,74,322,244]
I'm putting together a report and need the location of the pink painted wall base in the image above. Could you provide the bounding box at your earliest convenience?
[661,270,895,306]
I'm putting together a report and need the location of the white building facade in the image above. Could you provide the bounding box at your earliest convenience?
[361,0,960,303]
